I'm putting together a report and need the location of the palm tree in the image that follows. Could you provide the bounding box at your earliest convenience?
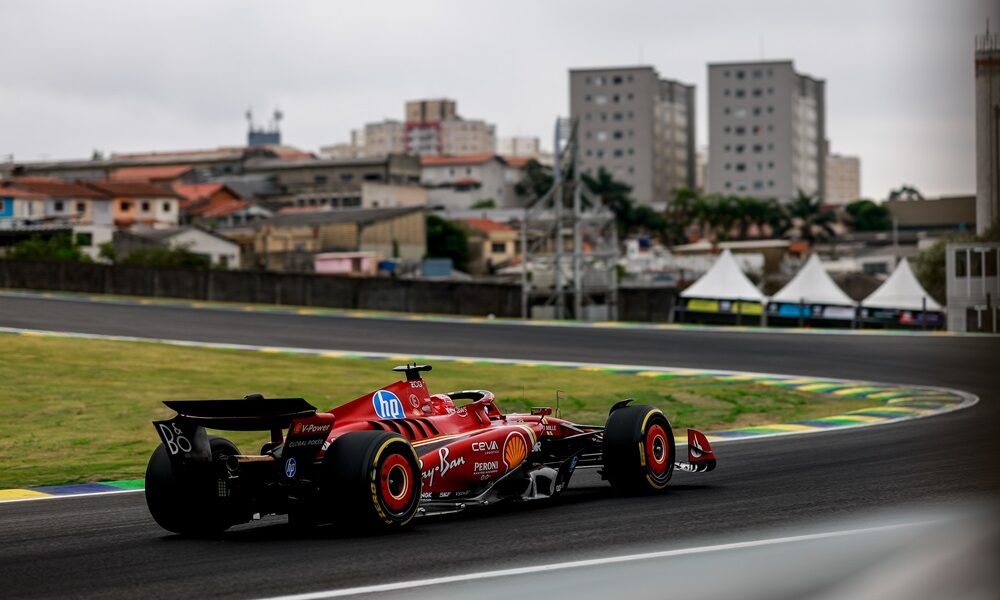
[783,190,836,244]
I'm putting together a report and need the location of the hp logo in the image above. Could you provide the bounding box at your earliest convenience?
[372,390,404,419]
[284,457,297,478]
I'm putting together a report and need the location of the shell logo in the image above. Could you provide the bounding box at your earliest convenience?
[502,432,528,470]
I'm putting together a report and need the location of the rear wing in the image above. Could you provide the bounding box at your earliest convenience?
[163,395,316,430]
[153,395,317,463]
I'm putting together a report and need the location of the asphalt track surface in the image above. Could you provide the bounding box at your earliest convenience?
[1,294,998,599]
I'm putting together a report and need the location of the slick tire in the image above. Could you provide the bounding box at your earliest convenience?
[322,431,421,532]
[603,405,675,494]
[145,436,240,536]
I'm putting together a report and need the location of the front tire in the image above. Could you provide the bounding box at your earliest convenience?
[603,405,675,494]
[145,436,240,536]
[321,431,421,532]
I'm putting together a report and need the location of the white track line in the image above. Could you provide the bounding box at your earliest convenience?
[255,521,938,599]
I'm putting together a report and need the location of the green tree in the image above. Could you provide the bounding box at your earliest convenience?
[119,246,211,269]
[582,167,636,238]
[470,199,496,209]
[425,215,468,271]
[915,219,1000,304]
[888,184,924,202]
[514,159,554,202]
[8,234,91,263]
[845,199,891,231]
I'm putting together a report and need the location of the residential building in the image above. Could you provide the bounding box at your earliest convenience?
[707,60,826,202]
[2,177,114,226]
[1,145,314,182]
[114,226,241,268]
[86,181,180,228]
[252,207,426,272]
[976,29,1000,234]
[244,154,421,209]
[825,152,861,205]
[457,218,519,275]
[570,66,696,207]
[497,136,541,158]
[323,99,496,159]
[0,187,47,228]
[421,154,513,209]
[111,164,196,185]
[173,182,272,228]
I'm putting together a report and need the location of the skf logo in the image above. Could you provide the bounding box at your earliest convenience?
[502,432,527,471]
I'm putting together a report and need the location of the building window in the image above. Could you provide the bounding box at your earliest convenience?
[54,201,64,212]
[613,149,623,157]
[343,197,361,207]
[752,88,763,97]
[595,95,608,105]
[490,242,506,254]
[596,131,608,142]
[735,163,746,172]
[613,94,620,103]
[340,174,354,182]
[314,175,328,184]
[736,70,745,79]
[752,69,763,78]
[723,70,730,78]
[141,202,151,212]
[613,112,623,121]
[76,202,85,213]
[724,107,731,115]
[162,202,171,212]
[612,75,623,84]
[735,126,746,135]
[119,201,130,211]
[723,89,731,96]
[735,89,745,98]
[735,144,745,154]
[613,130,623,139]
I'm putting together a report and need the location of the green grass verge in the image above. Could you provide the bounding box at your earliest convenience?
[0,334,874,488]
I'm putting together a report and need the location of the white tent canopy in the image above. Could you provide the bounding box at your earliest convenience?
[771,254,855,306]
[680,249,767,302]
[862,258,943,311]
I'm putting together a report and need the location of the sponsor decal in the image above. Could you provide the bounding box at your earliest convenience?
[284,457,297,478]
[409,380,425,389]
[421,447,466,487]
[292,423,331,435]
[157,422,192,455]
[372,389,404,419]
[471,440,499,453]
[408,394,420,408]
[474,461,499,473]
[286,438,325,448]
[568,455,579,473]
[502,431,528,471]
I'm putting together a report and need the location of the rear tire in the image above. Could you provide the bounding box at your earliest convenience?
[603,405,675,494]
[321,431,421,532]
[145,436,240,536]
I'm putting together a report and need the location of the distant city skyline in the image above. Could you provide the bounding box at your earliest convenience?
[0,0,996,200]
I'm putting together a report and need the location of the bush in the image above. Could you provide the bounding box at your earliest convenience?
[8,235,91,263]
[426,215,468,271]
[119,246,211,269]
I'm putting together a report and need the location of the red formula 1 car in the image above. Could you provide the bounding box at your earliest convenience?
[145,364,716,535]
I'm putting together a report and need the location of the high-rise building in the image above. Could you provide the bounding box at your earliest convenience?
[498,136,541,157]
[707,60,825,202]
[825,151,861,205]
[569,66,696,207]
[326,99,494,158]
[976,28,1000,234]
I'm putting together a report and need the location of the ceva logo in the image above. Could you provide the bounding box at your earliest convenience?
[372,389,404,419]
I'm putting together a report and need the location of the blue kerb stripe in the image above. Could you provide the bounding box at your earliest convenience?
[32,483,123,495]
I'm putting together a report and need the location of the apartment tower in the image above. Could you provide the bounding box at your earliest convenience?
[569,66,696,208]
[707,60,825,202]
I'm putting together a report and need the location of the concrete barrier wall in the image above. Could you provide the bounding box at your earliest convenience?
[0,260,676,321]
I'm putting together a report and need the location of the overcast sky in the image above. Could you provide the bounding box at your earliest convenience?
[1,0,996,199]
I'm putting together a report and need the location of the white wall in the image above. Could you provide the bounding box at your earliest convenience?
[167,228,240,268]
